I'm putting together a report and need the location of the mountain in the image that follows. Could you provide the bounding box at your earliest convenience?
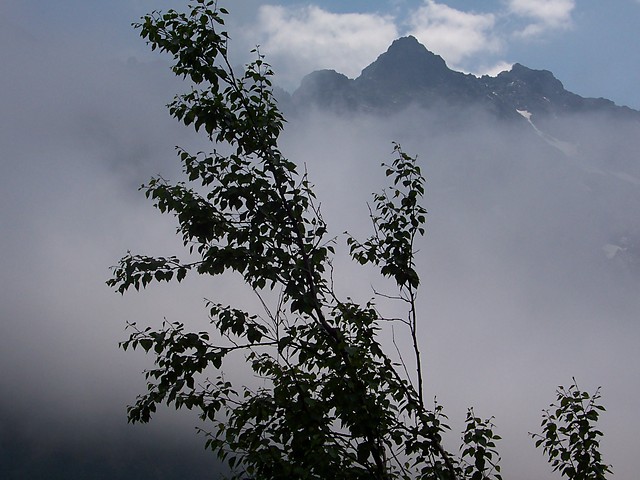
[278,36,640,277]
[284,36,640,123]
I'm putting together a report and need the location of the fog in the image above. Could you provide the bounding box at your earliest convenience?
[281,107,640,479]
[2,13,640,480]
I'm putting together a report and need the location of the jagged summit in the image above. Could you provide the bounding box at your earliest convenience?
[291,36,477,112]
[491,63,566,107]
[501,63,563,89]
[388,35,426,50]
[357,36,450,88]
[288,36,638,121]
[485,62,624,116]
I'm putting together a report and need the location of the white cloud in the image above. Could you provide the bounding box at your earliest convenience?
[252,5,398,88]
[406,0,503,68]
[507,0,575,36]
[245,0,578,88]
[476,60,514,77]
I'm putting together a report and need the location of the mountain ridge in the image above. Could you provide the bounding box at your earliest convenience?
[282,36,639,122]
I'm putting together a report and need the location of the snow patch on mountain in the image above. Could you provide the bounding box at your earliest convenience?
[516,109,532,121]
[517,109,578,156]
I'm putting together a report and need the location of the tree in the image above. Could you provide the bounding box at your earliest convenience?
[531,380,612,480]
[108,2,610,479]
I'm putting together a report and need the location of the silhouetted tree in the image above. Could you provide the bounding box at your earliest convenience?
[109,2,610,479]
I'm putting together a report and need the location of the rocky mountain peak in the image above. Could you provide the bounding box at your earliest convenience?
[292,69,356,111]
[357,36,452,89]
[494,63,565,98]
[287,36,638,120]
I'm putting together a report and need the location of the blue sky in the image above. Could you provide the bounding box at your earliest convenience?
[3,0,640,107]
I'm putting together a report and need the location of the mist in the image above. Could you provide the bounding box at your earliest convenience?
[0,19,229,478]
[280,106,640,479]
[2,9,640,480]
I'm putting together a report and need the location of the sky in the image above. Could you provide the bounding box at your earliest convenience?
[1,1,640,479]
[3,1,639,105]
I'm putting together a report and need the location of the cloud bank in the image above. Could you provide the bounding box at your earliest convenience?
[279,105,640,480]
[244,0,578,85]
[507,0,576,37]
[406,0,502,66]
[253,5,398,88]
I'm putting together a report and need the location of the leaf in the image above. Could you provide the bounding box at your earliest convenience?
[139,339,153,352]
